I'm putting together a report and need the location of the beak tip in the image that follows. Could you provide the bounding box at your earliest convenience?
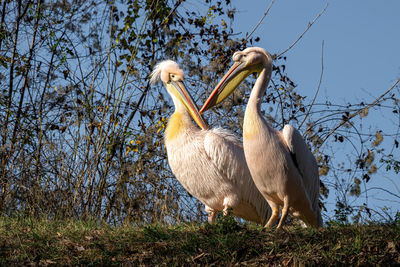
[200,96,215,114]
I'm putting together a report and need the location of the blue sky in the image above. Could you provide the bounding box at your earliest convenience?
[231,0,400,101]
[229,0,400,220]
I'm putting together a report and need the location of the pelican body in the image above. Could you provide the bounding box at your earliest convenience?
[150,60,270,224]
[201,47,322,228]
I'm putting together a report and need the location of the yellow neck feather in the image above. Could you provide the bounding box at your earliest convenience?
[243,109,260,140]
[165,112,185,142]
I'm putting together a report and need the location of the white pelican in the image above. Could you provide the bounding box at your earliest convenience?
[150,60,271,225]
[200,47,322,228]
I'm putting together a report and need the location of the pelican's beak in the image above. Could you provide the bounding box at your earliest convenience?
[167,80,209,130]
[200,61,262,114]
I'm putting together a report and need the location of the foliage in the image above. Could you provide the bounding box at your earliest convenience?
[0,0,257,223]
[0,0,399,225]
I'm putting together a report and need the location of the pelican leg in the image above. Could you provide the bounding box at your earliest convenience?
[264,202,280,229]
[276,197,290,229]
[223,205,232,216]
[208,211,217,224]
[223,206,228,216]
[222,195,238,216]
[205,206,217,224]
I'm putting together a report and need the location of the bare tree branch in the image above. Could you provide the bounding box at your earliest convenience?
[276,4,328,58]
[364,187,400,200]
[320,78,400,146]
[245,0,275,41]
[300,40,324,130]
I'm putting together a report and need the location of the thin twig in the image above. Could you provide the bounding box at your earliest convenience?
[160,0,183,28]
[245,0,275,41]
[299,40,324,130]
[364,187,400,200]
[276,4,328,58]
[218,0,275,67]
[320,78,400,146]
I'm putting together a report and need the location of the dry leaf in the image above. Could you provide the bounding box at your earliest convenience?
[388,241,397,253]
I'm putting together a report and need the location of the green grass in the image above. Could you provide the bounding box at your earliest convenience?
[0,215,399,266]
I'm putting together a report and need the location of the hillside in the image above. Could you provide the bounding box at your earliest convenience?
[1,216,399,266]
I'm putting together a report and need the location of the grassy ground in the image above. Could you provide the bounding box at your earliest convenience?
[1,215,399,266]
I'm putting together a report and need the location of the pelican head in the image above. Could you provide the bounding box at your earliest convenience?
[200,47,273,113]
[150,60,208,130]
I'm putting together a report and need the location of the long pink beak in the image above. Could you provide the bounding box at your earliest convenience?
[200,61,245,114]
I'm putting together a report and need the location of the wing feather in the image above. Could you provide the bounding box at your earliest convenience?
[203,128,249,186]
[282,124,322,225]
[203,127,271,223]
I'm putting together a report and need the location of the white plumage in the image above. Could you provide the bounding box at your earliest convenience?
[200,47,322,228]
[150,60,271,224]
